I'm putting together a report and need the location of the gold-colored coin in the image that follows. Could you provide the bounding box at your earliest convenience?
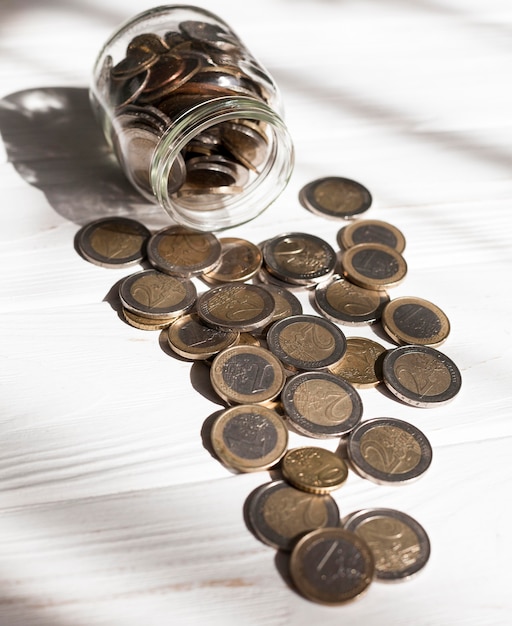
[281,446,348,494]
[121,308,175,331]
[202,237,262,284]
[381,296,450,347]
[167,313,239,359]
[342,243,407,290]
[338,219,406,252]
[329,337,386,388]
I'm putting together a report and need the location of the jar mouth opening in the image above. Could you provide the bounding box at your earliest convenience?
[151,96,294,231]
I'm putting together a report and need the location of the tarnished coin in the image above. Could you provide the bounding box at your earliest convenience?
[314,275,389,325]
[290,527,374,605]
[167,313,239,360]
[282,372,363,438]
[210,344,285,405]
[202,237,262,284]
[328,337,386,388]
[347,418,432,485]
[77,217,150,268]
[119,269,196,319]
[299,176,372,220]
[262,233,337,286]
[381,296,451,347]
[247,480,340,551]
[342,243,407,290]
[338,219,406,253]
[197,283,275,332]
[121,308,175,331]
[210,404,288,472]
[343,508,430,581]
[281,446,349,494]
[382,345,462,407]
[266,314,346,371]
[147,226,221,276]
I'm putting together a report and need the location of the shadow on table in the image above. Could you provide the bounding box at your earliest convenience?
[0,86,168,228]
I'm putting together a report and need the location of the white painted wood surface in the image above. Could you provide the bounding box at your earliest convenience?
[0,1,511,624]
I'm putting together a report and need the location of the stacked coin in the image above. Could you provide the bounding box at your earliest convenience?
[99,20,274,207]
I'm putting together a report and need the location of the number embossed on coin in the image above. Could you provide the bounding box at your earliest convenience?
[281,446,348,494]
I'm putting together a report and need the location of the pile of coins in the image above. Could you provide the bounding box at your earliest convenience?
[95,19,275,206]
[76,175,461,605]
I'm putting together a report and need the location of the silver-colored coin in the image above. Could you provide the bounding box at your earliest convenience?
[343,508,430,581]
[77,217,151,268]
[247,480,340,551]
[119,269,196,319]
[314,275,389,325]
[197,283,275,332]
[347,418,433,485]
[147,226,221,277]
[299,176,372,220]
[167,313,239,360]
[266,314,346,371]
[263,233,337,286]
[210,404,288,472]
[382,344,462,407]
[282,371,363,438]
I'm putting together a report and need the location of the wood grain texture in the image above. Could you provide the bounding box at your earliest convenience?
[0,1,511,624]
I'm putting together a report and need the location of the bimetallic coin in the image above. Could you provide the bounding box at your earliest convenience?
[258,284,303,327]
[281,446,349,494]
[197,283,275,332]
[147,226,221,277]
[202,237,262,284]
[122,308,175,331]
[247,480,340,551]
[262,233,337,286]
[299,176,372,220]
[266,314,346,371]
[210,344,285,405]
[347,418,432,485]
[343,508,430,581]
[314,275,389,325]
[381,296,451,347]
[282,372,363,438]
[338,219,406,253]
[329,337,386,388]
[382,345,462,407]
[167,313,239,360]
[290,527,374,605]
[77,217,150,268]
[342,243,407,290]
[119,269,196,319]
[210,404,288,472]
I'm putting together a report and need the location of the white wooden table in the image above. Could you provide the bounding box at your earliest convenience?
[1,1,511,624]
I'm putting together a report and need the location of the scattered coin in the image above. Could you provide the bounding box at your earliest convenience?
[210,344,286,404]
[167,313,239,360]
[342,243,407,290]
[289,527,374,604]
[281,446,349,494]
[328,337,386,388]
[121,308,175,331]
[337,219,406,252]
[347,417,433,485]
[314,275,389,325]
[381,296,451,347]
[343,508,430,581]
[282,371,363,438]
[247,480,340,551]
[147,225,221,276]
[77,216,151,268]
[266,314,347,371]
[258,284,303,326]
[201,237,262,284]
[210,404,288,472]
[299,176,372,220]
[382,344,462,407]
[197,283,275,332]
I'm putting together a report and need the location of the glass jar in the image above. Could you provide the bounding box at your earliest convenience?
[90,5,294,231]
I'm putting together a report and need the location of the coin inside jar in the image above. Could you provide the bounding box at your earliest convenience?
[281,371,363,438]
[289,527,374,605]
[247,480,340,551]
[343,508,430,581]
[281,446,349,494]
[382,344,462,407]
[342,243,407,290]
[210,404,288,472]
[347,418,433,485]
[299,176,372,220]
[381,296,451,347]
[328,337,386,388]
[337,219,406,252]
